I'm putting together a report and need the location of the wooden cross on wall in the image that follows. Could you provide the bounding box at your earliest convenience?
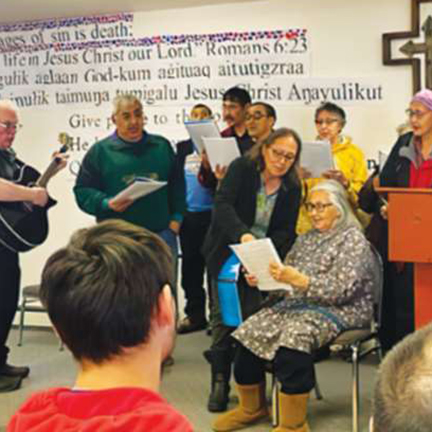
[383,0,432,94]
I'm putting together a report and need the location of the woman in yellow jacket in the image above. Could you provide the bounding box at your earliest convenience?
[297,102,369,234]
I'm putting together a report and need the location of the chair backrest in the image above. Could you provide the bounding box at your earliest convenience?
[22,284,42,300]
[368,242,384,333]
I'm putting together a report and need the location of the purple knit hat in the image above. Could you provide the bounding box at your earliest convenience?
[412,89,432,111]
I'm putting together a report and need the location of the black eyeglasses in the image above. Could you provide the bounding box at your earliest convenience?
[305,202,333,213]
[245,113,268,122]
[315,119,339,126]
[268,147,296,163]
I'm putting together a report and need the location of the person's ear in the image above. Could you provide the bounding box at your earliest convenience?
[111,114,117,126]
[269,116,276,129]
[156,284,175,328]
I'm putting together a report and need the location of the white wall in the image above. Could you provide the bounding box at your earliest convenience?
[7,0,418,323]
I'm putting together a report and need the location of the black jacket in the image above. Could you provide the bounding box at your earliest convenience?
[359,132,413,215]
[202,156,301,277]
[380,132,413,188]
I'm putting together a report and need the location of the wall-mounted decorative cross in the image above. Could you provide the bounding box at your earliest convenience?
[383,0,432,94]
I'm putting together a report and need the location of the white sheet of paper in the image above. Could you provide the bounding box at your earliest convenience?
[300,141,334,178]
[184,120,220,153]
[111,178,167,203]
[378,151,389,171]
[202,137,240,171]
[230,238,294,292]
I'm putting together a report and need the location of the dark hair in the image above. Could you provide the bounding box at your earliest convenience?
[247,127,301,182]
[223,86,252,107]
[40,219,173,364]
[315,102,346,126]
[192,103,213,118]
[249,102,277,121]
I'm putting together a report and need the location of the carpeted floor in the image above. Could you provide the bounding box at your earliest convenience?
[0,326,379,432]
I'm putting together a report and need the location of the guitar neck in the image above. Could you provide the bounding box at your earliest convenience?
[35,160,58,188]
[35,140,69,188]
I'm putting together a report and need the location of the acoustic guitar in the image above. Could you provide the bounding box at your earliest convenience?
[0,133,71,253]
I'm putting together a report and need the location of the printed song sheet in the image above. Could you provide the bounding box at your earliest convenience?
[111,177,167,203]
[184,120,220,153]
[230,238,294,292]
[300,141,334,178]
[202,137,240,171]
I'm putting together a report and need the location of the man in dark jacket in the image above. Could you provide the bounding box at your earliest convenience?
[0,100,64,392]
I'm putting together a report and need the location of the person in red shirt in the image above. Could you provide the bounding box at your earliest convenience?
[7,219,193,432]
[361,89,432,352]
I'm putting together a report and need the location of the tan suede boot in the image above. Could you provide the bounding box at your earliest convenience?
[212,382,269,431]
[272,391,310,432]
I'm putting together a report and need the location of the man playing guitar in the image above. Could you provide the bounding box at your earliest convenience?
[0,99,66,392]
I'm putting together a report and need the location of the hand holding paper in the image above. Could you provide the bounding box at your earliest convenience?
[269,262,309,291]
[108,197,134,213]
[240,233,256,243]
[215,164,228,180]
[269,261,285,282]
[230,238,294,292]
[244,272,259,287]
[110,177,167,207]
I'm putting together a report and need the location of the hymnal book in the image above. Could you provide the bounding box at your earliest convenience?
[111,177,167,203]
[300,141,334,178]
[202,137,240,171]
[184,119,221,153]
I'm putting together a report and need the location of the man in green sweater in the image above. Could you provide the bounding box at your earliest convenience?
[74,94,185,274]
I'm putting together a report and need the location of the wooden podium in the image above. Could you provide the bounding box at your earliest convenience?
[378,188,432,329]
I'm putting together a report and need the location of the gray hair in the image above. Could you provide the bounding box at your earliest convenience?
[310,180,361,230]
[0,99,19,115]
[112,94,142,116]
[372,323,432,432]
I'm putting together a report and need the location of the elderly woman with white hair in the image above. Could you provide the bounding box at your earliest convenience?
[213,180,375,432]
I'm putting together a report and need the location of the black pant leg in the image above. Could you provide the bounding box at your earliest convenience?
[179,210,211,320]
[234,344,266,385]
[380,262,414,351]
[273,347,315,394]
[0,248,20,367]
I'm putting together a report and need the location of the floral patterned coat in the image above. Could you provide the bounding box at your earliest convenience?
[233,224,375,359]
